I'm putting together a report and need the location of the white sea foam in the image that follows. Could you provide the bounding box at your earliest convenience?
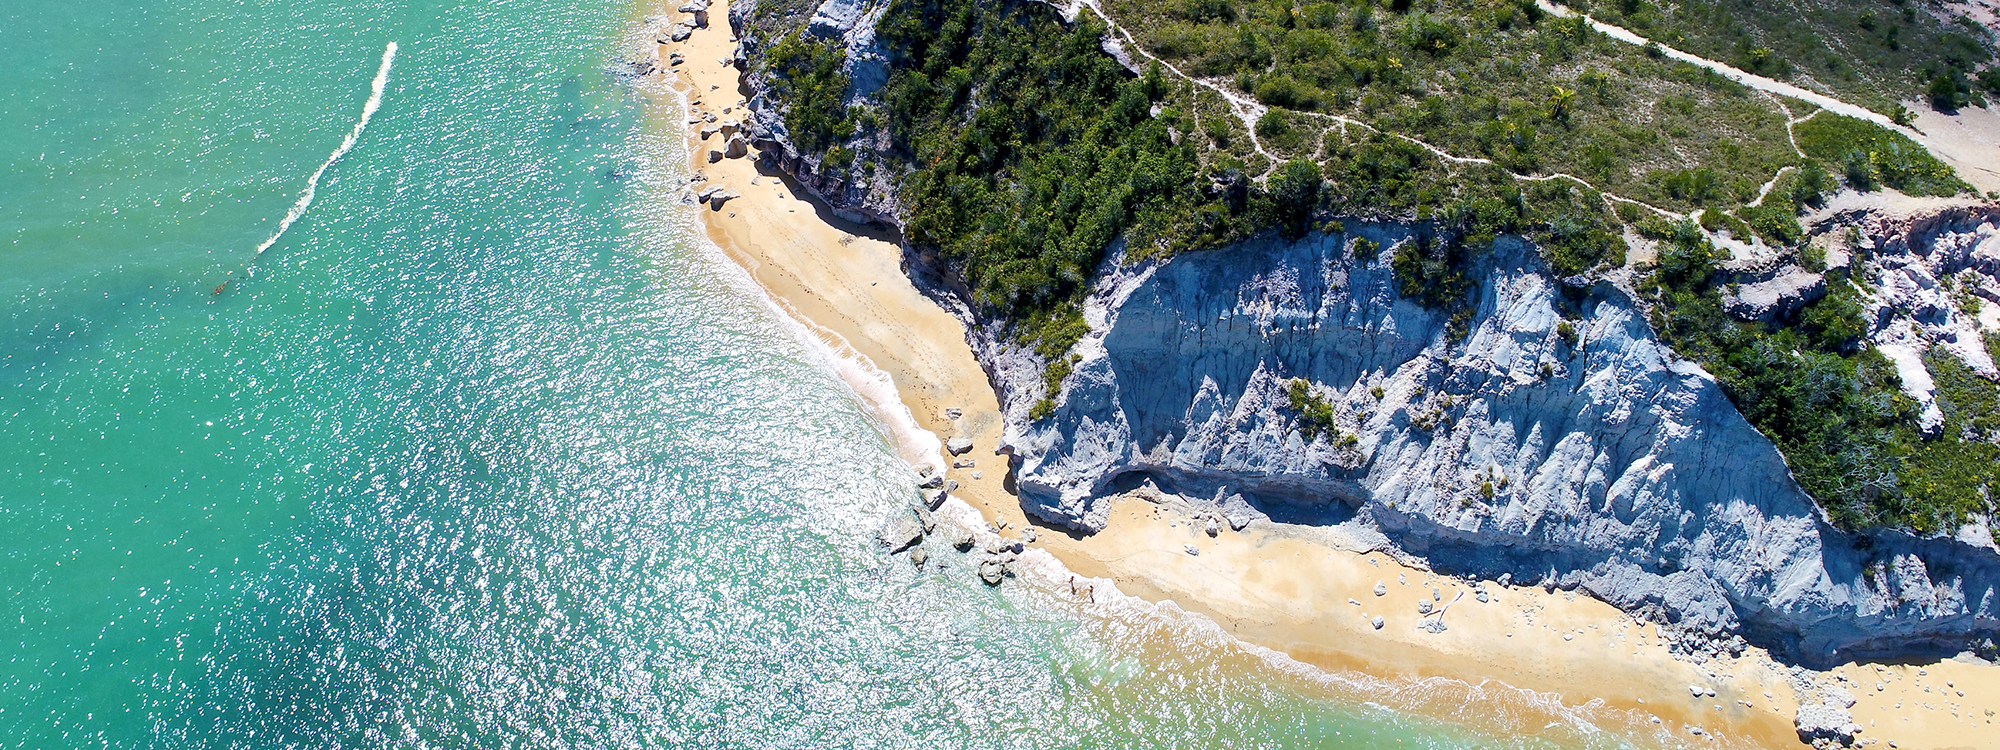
[251,41,398,263]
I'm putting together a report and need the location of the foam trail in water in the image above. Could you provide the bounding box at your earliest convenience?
[250,41,397,261]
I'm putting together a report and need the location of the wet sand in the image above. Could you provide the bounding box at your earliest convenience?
[642,3,2000,747]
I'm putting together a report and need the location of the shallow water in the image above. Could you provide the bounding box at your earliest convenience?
[1,1,1681,747]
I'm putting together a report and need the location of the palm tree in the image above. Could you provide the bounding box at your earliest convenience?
[1549,86,1578,122]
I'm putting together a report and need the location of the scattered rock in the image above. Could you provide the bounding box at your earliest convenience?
[1475,589,1489,603]
[952,459,975,469]
[946,524,974,551]
[971,471,982,480]
[668,22,693,42]
[910,546,928,567]
[943,479,959,493]
[876,515,923,554]
[914,504,936,533]
[924,490,948,510]
[677,0,710,27]
[1416,600,1434,615]
[1021,528,1036,543]
[918,474,944,489]
[705,149,724,164]
[1371,615,1386,630]
[1184,544,1200,556]
[946,437,974,455]
[1794,701,1862,746]
[1204,519,1219,537]
[724,135,748,159]
[706,190,738,209]
[1226,513,1249,531]
[944,407,963,419]
[1373,582,1387,597]
[977,559,1006,585]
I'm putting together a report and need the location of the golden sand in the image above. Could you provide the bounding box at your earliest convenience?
[644,4,2000,746]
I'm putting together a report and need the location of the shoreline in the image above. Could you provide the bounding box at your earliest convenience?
[638,3,2000,747]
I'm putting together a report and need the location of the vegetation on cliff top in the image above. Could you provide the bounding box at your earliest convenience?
[746,0,1999,535]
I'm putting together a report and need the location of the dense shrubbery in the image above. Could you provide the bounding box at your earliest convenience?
[877,1,1211,348]
[1287,378,1341,442]
[1643,223,2000,533]
[1794,114,1971,198]
[764,33,855,153]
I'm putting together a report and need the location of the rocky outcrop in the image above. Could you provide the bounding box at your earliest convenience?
[970,226,2000,665]
[1843,204,2000,431]
[729,0,905,227]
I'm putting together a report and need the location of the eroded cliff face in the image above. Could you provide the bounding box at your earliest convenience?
[969,226,2000,663]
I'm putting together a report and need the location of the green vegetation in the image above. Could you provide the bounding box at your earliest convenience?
[876,1,1245,345]
[1793,114,1971,197]
[1642,221,2000,533]
[1287,378,1340,442]
[763,33,856,153]
[1565,0,1996,113]
[1107,0,1805,213]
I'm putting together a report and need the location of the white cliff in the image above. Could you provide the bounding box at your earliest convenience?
[974,224,2000,664]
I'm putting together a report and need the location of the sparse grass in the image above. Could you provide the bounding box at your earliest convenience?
[1569,0,1996,113]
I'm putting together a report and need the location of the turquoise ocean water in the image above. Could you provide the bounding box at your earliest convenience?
[1,1,1681,747]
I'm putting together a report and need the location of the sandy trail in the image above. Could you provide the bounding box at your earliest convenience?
[643,3,2000,747]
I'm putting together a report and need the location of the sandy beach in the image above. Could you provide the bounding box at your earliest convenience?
[643,3,2000,746]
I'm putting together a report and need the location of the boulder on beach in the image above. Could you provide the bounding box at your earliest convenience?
[946,437,974,455]
[706,190,738,210]
[1373,582,1387,597]
[876,515,923,554]
[1793,701,1861,746]
[724,135,748,159]
[1370,616,1385,630]
[978,559,1007,585]
[706,149,724,164]
[668,22,693,42]
[946,524,974,551]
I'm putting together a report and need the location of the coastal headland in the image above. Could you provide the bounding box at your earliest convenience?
[641,1,2000,746]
